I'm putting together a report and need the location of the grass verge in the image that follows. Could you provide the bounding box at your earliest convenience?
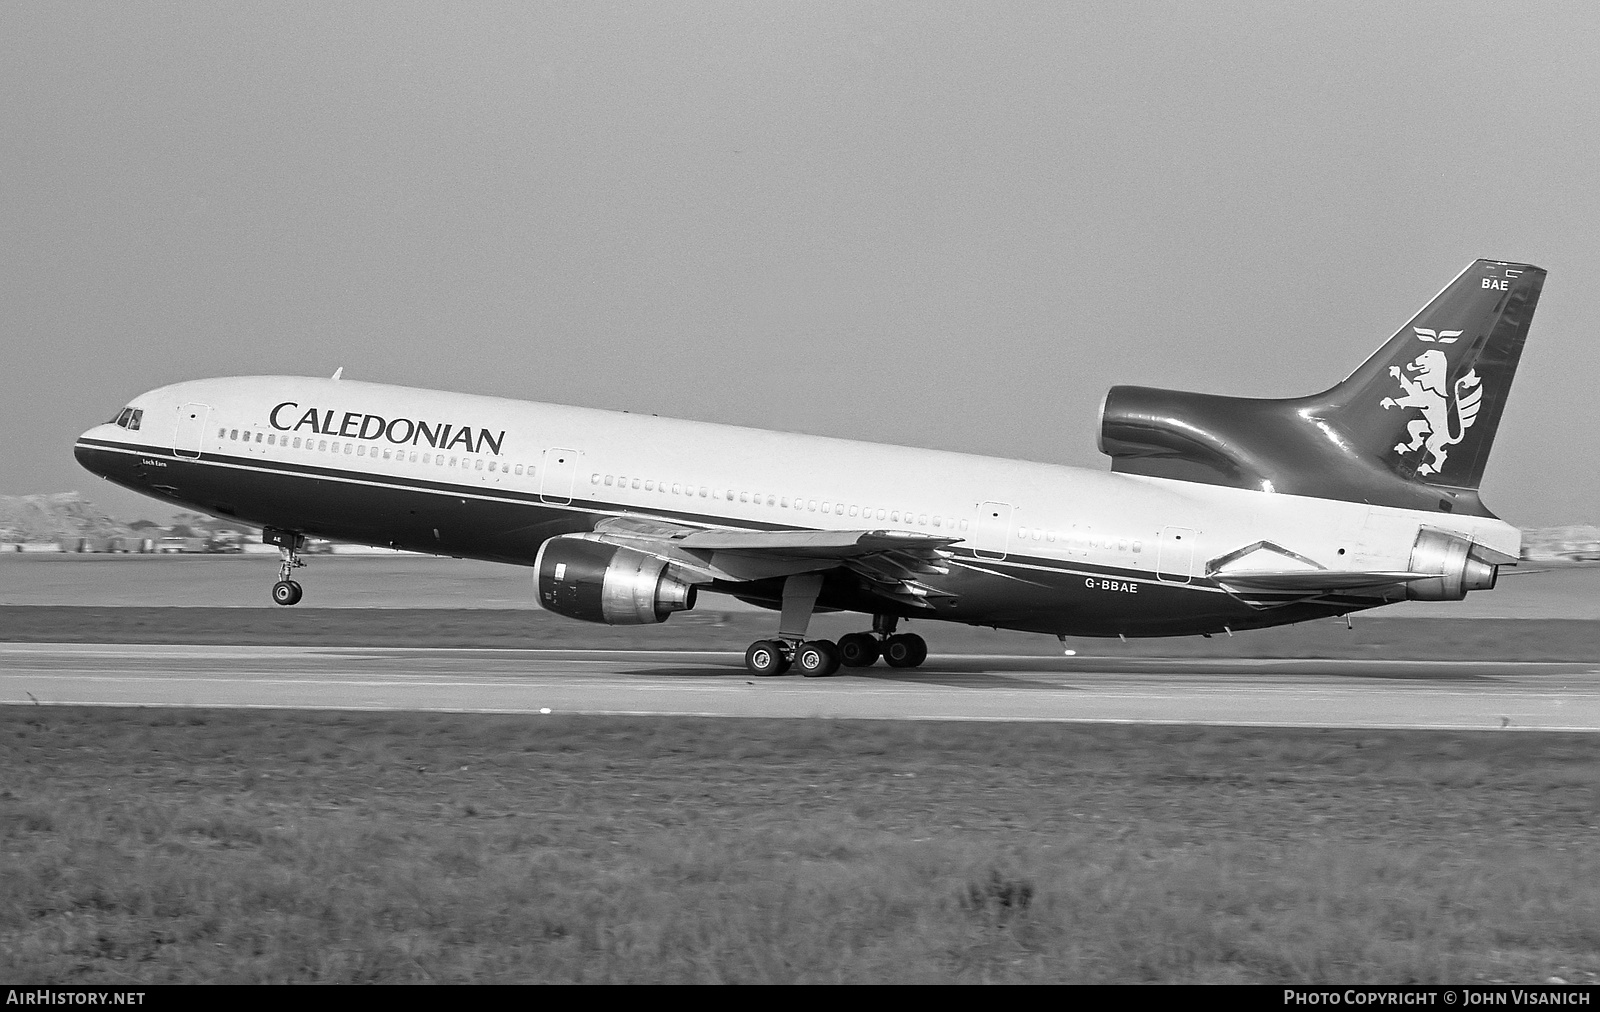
[3,708,1597,983]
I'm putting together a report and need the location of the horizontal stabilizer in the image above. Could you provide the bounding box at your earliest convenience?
[1211,570,1423,594]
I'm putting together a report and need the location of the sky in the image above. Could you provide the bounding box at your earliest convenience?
[4,2,1598,527]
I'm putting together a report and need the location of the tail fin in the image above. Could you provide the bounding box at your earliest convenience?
[1320,259,1545,490]
[1099,259,1545,516]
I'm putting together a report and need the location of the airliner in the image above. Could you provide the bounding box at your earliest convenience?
[76,259,1544,676]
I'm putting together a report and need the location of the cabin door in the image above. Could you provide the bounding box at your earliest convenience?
[174,403,210,459]
[539,448,580,505]
[1157,526,1195,583]
[972,501,1014,561]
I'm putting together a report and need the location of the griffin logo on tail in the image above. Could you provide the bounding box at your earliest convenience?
[1380,348,1483,476]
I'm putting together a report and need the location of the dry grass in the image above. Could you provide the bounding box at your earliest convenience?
[3,709,1597,983]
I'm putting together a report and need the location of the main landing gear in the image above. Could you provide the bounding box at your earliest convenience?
[263,528,306,607]
[742,579,927,677]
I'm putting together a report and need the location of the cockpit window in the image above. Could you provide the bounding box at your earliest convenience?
[110,407,144,430]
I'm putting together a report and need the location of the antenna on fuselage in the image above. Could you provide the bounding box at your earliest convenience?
[331,367,344,380]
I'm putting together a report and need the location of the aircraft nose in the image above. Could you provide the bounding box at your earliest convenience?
[75,425,115,476]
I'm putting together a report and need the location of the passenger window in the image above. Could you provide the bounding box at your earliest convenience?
[344,444,353,454]
[605,476,614,486]
[475,459,484,470]
[218,428,227,438]
[808,500,817,511]
[255,432,263,443]
[699,487,708,497]
[449,456,457,466]
[357,445,366,456]
[634,479,642,490]
[672,483,681,494]
[230,430,238,440]
[891,511,900,522]
[383,449,391,459]
[918,515,927,525]
[318,441,327,451]
[876,509,886,520]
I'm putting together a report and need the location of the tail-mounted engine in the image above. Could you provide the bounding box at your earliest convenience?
[1405,528,1499,601]
[535,535,698,624]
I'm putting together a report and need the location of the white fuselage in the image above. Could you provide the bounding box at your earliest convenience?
[75,375,1520,637]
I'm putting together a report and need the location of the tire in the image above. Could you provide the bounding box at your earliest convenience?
[883,633,927,668]
[745,640,790,676]
[272,580,300,607]
[838,633,881,667]
[796,640,840,678]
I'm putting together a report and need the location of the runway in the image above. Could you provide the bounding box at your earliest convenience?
[3,643,1598,730]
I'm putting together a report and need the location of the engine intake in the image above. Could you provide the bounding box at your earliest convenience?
[1405,528,1499,601]
[535,536,697,624]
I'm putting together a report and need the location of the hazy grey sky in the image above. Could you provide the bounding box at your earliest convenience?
[4,2,1598,526]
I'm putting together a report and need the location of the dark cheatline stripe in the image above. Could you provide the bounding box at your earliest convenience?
[74,436,1218,594]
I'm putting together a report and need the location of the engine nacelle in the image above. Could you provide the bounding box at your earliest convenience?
[1405,528,1499,601]
[535,536,697,624]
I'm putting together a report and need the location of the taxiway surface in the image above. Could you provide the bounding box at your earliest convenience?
[3,643,1597,731]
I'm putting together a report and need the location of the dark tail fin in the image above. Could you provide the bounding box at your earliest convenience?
[1320,259,1545,490]
[1099,259,1545,516]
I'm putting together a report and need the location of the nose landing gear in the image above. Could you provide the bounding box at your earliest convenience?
[263,527,306,607]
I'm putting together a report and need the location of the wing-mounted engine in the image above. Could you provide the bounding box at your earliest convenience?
[535,535,698,624]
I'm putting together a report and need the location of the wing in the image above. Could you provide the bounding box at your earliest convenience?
[589,515,962,608]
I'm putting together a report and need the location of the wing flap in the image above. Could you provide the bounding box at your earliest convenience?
[677,528,960,556]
